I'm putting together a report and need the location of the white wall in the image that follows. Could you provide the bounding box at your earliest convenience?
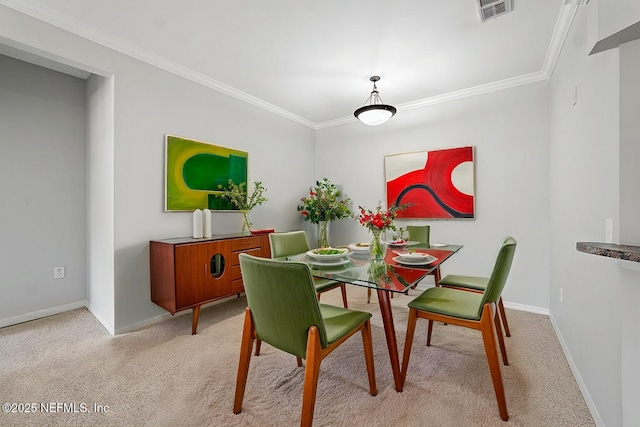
[110,54,317,330]
[0,54,87,326]
[0,5,318,333]
[617,39,640,427]
[549,3,640,426]
[619,39,640,244]
[316,82,551,310]
[86,73,115,334]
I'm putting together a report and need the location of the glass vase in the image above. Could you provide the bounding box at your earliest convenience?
[317,220,329,248]
[241,211,251,233]
[369,229,386,260]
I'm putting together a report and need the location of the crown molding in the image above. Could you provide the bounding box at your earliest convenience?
[316,4,580,129]
[0,0,315,128]
[314,71,549,130]
[543,3,580,76]
[2,0,578,131]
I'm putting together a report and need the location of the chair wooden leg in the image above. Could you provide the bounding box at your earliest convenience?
[254,339,262,356]
[296,357,303,367]
[498,297,511,337]
[480,304,509,421]
[494,306,509,366]
[426,319,434,346]
[301,326,322,427]
[400,308,418,388]
[340,283,348,308]
[367,288,371,303]
[233,308,255,414]
[361,320,378,395]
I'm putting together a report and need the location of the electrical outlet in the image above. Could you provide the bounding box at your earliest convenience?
[560,287,563,303]
[605,219,613,243]
[54,267,65,279]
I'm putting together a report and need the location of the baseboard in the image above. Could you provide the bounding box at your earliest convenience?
[549,313,605,427]
[114,294,243,335]
[115,311,175,335]
[0,300,87,329]
[503,300,549,315]
[84,302,115,336]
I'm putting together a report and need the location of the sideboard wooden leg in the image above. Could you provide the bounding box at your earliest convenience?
[192,305,201,335]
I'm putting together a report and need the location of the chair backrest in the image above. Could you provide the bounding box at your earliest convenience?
[239,253,328,358]
[478,236,517,315]
[406,225,430,246]
[269,230,311,259]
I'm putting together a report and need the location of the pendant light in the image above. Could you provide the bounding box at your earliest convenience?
[354,76,396,126]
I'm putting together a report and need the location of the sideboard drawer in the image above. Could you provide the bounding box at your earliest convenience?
[231,247,262,265]
[231,237,262,251]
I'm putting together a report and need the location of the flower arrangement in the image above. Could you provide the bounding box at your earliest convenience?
[357,202,407,233]
[357,202,409,259]
[297,178,351,224]
[298,178,351,248]
[216,180,267,231]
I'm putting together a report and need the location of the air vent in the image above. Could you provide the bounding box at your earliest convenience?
[478,0,513,21]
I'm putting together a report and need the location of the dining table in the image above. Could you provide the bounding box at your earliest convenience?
[283,243,463,392]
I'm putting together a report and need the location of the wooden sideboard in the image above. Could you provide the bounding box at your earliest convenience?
[150,233,271,334]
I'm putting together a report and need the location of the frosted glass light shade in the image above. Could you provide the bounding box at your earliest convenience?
[354,105,396,126]
[354,76,396,126]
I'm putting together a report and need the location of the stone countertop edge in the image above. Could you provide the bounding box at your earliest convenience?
[576,242,640,263]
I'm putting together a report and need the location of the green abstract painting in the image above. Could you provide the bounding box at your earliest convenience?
[165,135,248,211]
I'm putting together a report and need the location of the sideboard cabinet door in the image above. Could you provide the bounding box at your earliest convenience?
[174,240,231,310]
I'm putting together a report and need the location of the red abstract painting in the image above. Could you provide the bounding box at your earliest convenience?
[385,146,475,219]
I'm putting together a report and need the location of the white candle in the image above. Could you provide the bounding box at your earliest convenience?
[192,209,203,238]
[203,209,212,238]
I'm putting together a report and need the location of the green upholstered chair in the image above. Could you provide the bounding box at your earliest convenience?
[406,225,430,248]
[406,225,440,281]
[439,275,512,338]
[234,254,377,427]
[253,231,349,357]
[270,231,348,308]
[400,237,516,422]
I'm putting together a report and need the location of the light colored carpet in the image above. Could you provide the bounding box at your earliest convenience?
[0,287,594,426]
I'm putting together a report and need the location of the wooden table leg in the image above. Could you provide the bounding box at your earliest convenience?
[191,305,201,335]
[376,289,403,392]
[431,266,441,285]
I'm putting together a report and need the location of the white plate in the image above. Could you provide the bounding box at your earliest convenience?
[306,248,350,260]
[392,255,437,266]
[387,240,420,247]
[348,243,370,253]
[307,258,351,268]
[429,243,447,247]
[350,251,370,258]
[393,251,433,262]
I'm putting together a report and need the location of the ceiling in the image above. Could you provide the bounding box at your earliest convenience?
[10,0,572,128]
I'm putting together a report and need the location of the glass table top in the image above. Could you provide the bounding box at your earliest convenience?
[283,244,462,293]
